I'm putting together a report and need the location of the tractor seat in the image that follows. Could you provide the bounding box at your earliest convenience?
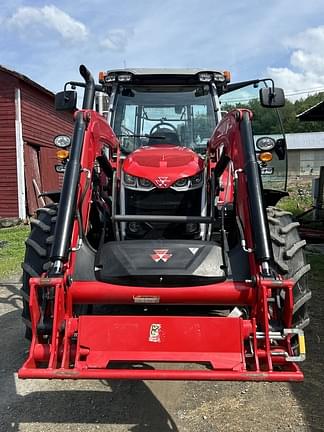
[148,130,180,145]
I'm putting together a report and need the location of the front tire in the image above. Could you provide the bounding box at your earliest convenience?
[21,204,57,339]
[267,206,311,340]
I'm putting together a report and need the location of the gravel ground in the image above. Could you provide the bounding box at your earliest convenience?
[0,264,323,432]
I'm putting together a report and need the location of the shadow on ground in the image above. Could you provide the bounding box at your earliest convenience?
[2,268,324,432]
[0,284,178,432]
[290,252,324,432]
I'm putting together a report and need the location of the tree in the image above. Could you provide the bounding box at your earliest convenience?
[222,93,324,134]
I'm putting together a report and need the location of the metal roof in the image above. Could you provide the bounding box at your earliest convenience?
[0,65,53,97]
[297,101,324,121]
[255,132,324,150]
[107,68,222,76]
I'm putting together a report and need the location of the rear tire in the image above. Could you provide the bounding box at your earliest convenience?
[267,206,311,335]
[21,204,57,339]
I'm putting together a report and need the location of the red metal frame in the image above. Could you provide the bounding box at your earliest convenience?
[18,275,303,381]
[19,108,305,381]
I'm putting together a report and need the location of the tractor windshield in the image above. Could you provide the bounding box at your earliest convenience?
[112,85,216,154]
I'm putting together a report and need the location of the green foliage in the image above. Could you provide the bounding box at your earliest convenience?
[223,92,324,134]
[0,226,29,279]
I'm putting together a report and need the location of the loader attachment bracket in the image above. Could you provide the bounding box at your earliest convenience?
[19,277,304,382]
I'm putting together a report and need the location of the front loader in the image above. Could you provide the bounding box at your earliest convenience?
[19,65,311,381]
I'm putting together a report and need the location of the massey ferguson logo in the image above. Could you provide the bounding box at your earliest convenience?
[151,249,173,263]
[155,176,170,188]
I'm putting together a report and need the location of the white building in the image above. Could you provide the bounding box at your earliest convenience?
[255,132,324,176]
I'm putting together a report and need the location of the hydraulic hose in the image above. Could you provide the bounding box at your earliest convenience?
[240,111,272,265]
[49,112,86,271]
[49,65,95,274]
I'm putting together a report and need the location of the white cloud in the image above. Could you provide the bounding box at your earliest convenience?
[3,0,324,94]
[268,25,324,97]
[6,5,88,42]
[287,26,324,54]
[100,29,132,51]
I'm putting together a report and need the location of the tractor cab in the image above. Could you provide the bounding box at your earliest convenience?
[94,69,287,244]
[106,70,220,155]
[97,69,226,242]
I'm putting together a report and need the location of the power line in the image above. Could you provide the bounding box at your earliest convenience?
[222,87,324,103]
[286,87,324,97]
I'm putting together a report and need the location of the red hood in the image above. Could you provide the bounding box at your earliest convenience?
[123,145,204,188]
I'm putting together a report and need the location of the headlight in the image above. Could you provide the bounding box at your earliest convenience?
[174,178,188,188]
[172,172,203,190]
[123,173,155,190]
[54,135,71,148]
[138,177,154,188]
[256,137,275,151]
[123,171,204,190]
[104,73,116,82]
[124,173,137,186]
[198,72,213,82]
[213,72,226,82]
[117,73,132,82]
[191,172,203,186]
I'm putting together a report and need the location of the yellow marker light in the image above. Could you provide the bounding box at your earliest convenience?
[56,149,69,160]
[99,71,107,82]
[299,334,306,355]
[223,70,231,82]
[259,151,273,163]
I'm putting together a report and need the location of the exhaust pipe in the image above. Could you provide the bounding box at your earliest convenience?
[80,64,95,110]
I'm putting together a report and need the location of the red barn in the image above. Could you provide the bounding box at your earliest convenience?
[0,65,73,218]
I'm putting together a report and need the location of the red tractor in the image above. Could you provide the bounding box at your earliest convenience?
[19,66,311,381]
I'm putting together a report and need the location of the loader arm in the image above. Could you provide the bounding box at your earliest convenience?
[209,109,272,273]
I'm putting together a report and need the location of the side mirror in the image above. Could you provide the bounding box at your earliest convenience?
[259,87,285,108]
[55,90,77,111]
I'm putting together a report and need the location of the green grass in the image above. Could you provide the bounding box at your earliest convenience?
[278,195,313,216]
[306,253,324,281]
[0,225,29,279]
[277,179,313,216]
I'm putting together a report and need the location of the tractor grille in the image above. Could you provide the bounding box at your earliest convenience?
[124,188,203,239]
[125,188,201,216]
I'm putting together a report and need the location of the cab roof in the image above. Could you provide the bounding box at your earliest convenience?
[103,68,227,87]
[107,68,223,76]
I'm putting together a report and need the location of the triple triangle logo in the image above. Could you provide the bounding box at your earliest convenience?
[150,249,173,262]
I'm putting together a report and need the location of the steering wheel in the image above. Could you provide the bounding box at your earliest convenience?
[149,122,178,135]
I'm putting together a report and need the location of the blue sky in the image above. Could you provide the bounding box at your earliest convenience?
[1,0,324,98]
